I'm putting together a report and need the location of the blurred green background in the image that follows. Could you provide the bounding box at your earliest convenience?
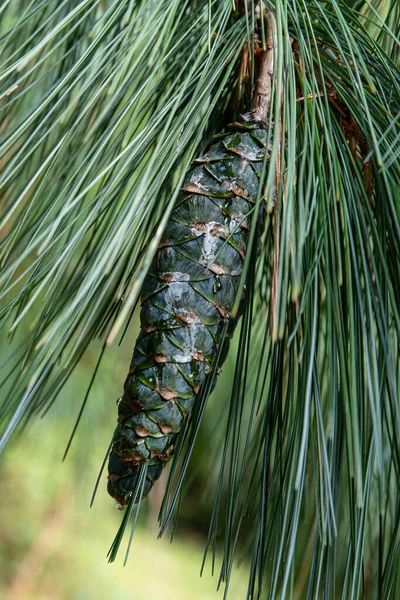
[0,316,250,600]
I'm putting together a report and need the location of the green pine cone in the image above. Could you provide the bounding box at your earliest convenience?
[107,114,271,507]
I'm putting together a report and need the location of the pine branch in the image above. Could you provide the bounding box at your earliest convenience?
[0,1,399,598]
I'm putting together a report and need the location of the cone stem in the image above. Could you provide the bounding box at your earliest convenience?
[251,10,277,122]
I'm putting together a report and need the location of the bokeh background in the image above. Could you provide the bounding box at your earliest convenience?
[0,313,250,599]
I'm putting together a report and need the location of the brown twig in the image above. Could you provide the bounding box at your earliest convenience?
[253,11,283,340]
[245,9,282,338]
[251,10,276,123]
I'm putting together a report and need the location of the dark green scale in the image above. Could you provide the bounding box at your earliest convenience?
[107,116,271,506]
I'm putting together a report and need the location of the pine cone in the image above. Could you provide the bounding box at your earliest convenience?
[107,116,271,506]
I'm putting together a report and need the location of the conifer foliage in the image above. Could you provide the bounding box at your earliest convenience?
[0,1,399,597]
